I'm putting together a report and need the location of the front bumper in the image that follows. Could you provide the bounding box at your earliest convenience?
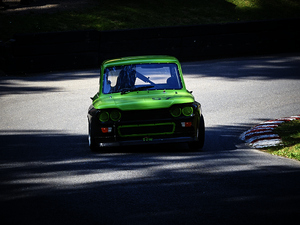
[91,118,198,148]
[97,136,196,147]
[88,103,201,148]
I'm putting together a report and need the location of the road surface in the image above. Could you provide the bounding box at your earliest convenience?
[1,53,300,225]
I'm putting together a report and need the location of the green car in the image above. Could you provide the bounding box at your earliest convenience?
[87,55,205,151]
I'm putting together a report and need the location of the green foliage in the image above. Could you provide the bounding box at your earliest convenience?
[1,0,300,40]
[270,144,300,161]
[275,119,300,146]
[267,120,300,161]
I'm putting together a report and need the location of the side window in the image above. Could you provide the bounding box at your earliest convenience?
[102,68,112,94]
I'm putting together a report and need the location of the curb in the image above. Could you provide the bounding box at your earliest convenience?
[240,115,300,148]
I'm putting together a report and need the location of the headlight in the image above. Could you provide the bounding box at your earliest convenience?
[170,105,194,117]
[98,109,121,122]
[182,106,193,117]
[110,110,121,121]
[99,111,109,122]
[170,106,181,117]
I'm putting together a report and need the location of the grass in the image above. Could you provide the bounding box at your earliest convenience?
[266,119,300,161]
[1,0,300,41]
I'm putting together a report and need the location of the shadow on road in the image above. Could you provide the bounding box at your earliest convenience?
[0,69,99,96]
[1,53,300,224]
[1,127,299,225]
[183,53,300,80]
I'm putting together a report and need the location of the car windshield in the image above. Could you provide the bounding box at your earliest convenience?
[102,63,182,94]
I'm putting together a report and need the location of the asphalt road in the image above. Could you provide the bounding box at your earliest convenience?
[1,53,300,225]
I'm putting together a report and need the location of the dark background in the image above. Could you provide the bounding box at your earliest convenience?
[1,18,299,74]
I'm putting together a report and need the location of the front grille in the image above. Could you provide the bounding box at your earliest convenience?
[118,123,175,137]
[121,109,171,121]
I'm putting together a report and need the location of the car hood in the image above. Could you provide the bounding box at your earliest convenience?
[93,90,194,111]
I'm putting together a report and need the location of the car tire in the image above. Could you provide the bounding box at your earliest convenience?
[188,115,205,150]
[88,121,98,152]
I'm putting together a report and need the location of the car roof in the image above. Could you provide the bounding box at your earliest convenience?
[102,55,180,68]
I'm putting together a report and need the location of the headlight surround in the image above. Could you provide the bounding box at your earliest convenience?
[170,106,181,117]
[182,106,193,117]
[110,110,121,121]
[99,111,109,122]
[170,105,194,117]
[98,109,122,122]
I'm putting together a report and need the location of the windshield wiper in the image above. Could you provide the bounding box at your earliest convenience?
[120,85,154,95]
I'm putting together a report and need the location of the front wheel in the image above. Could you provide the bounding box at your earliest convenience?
[88,120,98,152]
[188,115,205,150]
